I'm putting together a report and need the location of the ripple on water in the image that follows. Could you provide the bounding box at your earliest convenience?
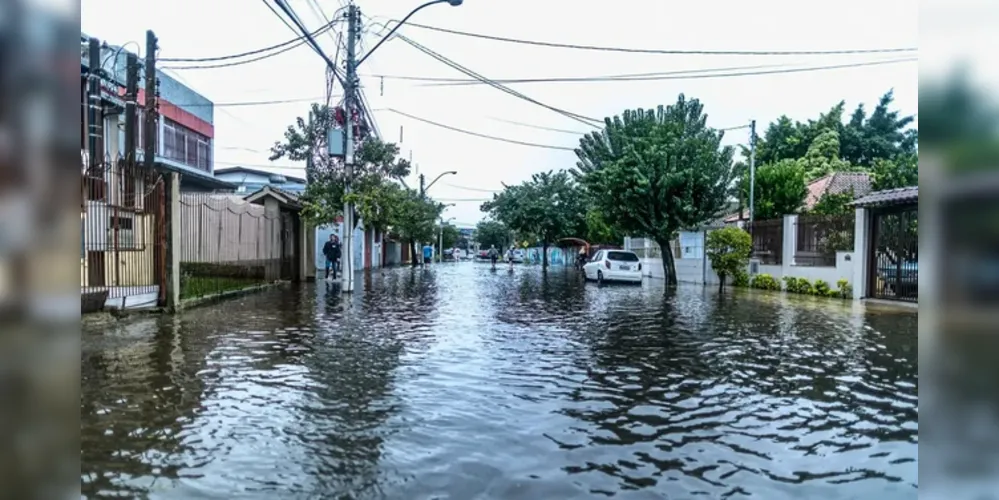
[82,266,918,499]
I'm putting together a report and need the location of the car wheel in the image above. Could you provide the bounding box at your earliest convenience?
[597,270,604,284]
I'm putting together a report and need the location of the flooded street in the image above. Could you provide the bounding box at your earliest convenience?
[82,264,918,499]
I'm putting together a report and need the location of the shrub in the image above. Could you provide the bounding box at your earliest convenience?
[837,279,853,299]
[784,276,815,295]
[826,288,841,298]
[814,280,831,296]
[733,269,750,288]
[751,273,781,291]
[706,227,753,290]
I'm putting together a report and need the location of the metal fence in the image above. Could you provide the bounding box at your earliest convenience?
[82,156,166,310]
[628,238,664,259]
[870,206,918,302]
[794,214,855,267]
[178,193,295,300]
[746,219,783,265]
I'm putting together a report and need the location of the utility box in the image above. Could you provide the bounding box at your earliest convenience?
[327,128,345,157]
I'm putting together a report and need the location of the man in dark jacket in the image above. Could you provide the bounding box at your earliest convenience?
[323,234,342,280]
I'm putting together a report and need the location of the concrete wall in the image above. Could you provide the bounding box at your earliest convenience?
[751,215,855,292]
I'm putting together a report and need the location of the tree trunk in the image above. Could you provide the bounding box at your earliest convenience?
[542,242,549,271]
[657,238,678,287]
[718,273,726,292]
[409,239,418,267]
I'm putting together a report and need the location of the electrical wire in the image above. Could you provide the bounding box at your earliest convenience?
[489,117,589,135]
[385,108,576,151]
[392,31,603,128]
[363,62,794,83]
[400,21,918,57]
[160,16,342,63]
[419,57,918,87]
[441,182,501,193]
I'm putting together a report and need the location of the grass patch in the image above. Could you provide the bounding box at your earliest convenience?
[180,276,266,300]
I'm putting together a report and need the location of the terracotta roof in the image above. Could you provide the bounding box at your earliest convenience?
[850,186,918,207]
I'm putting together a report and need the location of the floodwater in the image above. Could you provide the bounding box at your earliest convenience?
[82,264,918,499]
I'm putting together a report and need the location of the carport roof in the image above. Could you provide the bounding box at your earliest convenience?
[850,186,918,208]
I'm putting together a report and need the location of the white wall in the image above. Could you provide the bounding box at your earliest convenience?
[314,221,366,272]
[750,214,855,292]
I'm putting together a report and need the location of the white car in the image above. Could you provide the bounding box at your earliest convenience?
[583,250,643,284]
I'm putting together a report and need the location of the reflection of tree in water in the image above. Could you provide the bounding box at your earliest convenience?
[81,317,214,497]
[299,271,437,494]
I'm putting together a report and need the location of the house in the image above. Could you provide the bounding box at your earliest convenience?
[81,32,234,311]
[80,33,235,193]
[214,166,306,195]
[724,171,873,224]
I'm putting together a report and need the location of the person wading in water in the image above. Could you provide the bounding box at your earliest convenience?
[323,234,342,280]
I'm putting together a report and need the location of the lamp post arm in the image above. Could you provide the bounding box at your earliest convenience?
[356,0,448,68]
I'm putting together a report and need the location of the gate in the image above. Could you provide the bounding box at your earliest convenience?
[868,206,918,302]
[82,157,167,310]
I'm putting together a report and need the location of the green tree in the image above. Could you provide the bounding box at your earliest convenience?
[706,226,752,290]
[577,95,735,285]
[270,104,412,227]
[474,220,509,251]
[870,154,918,191]
[481,170,585,270]
[741,159,808,221]
[584,208,622,245]
[391,189,443,266]
[811,190,856,216]
[438,223,459,252]
[799,129,854,180]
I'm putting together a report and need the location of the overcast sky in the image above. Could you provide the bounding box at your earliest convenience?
[82,0,917,226]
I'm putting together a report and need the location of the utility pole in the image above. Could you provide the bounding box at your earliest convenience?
[748,119,757,226]
[143,30,158,169]
[419,173,426,198]
[341,4,359,293]
[86,38,103,170]
[124,52,139,163]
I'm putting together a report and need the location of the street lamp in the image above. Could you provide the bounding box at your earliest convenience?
[337,0,461,293]
[357,0,464,67]
[421,170,457,197]
[439,214,456,262]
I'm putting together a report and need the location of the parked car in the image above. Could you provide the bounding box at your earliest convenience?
[512,249,525,263]
[583,250,643,284]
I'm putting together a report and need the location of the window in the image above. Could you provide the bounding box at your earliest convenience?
[162,118,211,172]
[607,251,640,262]
[590,251,603,262]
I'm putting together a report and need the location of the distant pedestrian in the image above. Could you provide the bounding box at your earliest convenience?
[323,234,342,280]
[423,243,434,266]
[487,245,499,270]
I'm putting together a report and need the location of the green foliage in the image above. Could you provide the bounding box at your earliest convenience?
[826,288,842,298]
[481,170,585,268]
[706,227,752,288]
[812,190,856,216]
[474,220,509,250]
[836,279,854,299]
[749,90,916,169]
[783,276,815,295]
[751,273,781,291]
[742,159,808,220]
[577,95,735,285]
[732,269,750,288]
[798,129,855,180]
[870,154,918,191]
[438,223,460,250]
[584,208,622,245]
[814,280,831,296]
[270,104,412,227]
[391,189,443,243]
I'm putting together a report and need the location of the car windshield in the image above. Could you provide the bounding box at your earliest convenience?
[607,251,639,262]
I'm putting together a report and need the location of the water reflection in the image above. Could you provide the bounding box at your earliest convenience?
[82,265,918,498]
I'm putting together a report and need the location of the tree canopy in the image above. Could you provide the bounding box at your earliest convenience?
[474,220,509,251]
[576,94,735,285]
[741,159,808,221]
[481,170,585,269]
[270,104,412,227]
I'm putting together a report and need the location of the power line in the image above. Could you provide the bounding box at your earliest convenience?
[419,57,919,87]
[441,182,501,193]
[160,16,342,64]
[385,108,576,151]
[364,62,793,83]
[392,31,603,128]
[489,117,589,135]
[401,21,918,57]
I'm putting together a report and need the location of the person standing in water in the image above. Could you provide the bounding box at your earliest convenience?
[422,243,434,266]
[322,234,342,280]
[487,245,499,270]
